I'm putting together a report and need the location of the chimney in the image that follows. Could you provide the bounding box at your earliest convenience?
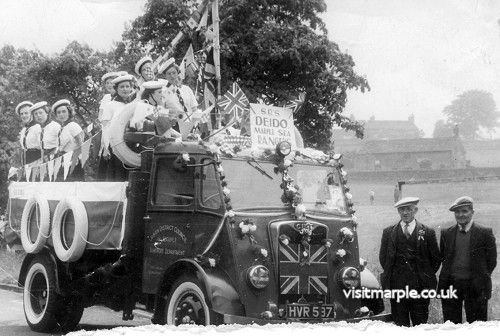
[408,114,415,124]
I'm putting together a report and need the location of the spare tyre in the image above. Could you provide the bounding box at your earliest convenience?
[52,198,88,262]
[21,196,51,254]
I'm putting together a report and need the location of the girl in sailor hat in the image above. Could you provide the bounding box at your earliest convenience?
[30,101,61,162]
[53,99,84,181]
[98,71,119,122]
[99,74,135,181]
[16,101,41,165]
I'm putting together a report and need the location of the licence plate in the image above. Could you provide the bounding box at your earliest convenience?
[286,304,336,319]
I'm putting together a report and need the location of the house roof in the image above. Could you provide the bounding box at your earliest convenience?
[359,137,465,154]
[463,139,500,151]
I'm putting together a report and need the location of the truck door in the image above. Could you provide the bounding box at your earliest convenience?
[142,154,196,293]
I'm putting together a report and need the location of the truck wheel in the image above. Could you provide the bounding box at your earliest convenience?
[55,295,85,332]
[21,196,51,253]
[52,198,88,262]
[165,276,211,326]
[23,256,60,332]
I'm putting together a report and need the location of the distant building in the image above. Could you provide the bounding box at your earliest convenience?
[463,140,500,167]
[353,137,466,171]
[332,115,467,171]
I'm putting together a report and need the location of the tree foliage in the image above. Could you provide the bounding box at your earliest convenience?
[442,90,499,139]
[432,119,454,138]
[120,0,369,148]
[32,41,116,125]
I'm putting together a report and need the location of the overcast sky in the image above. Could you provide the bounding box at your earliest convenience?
[1,0,499,137]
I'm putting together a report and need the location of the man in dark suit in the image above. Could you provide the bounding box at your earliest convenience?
[379,197,441,326]
[439,196,497,323]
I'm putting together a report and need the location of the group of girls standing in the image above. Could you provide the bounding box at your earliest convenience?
[16,99,84,180]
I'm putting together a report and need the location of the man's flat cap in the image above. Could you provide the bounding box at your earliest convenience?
[449,196,473,211]
[394,196,419,208]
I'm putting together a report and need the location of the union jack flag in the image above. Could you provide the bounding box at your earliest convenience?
[217,82,250,123]
[279,242,328,295]
[284,92,306,113]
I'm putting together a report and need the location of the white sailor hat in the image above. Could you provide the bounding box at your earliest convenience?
[158,57,178,74]
[116,71,129,76]
[142,80,166,90]
[15,101,33,114]
[51,99,71,112]
[394,196,419,208]
[28,101,48,114]
[135,56,153,76]
[449,196,473,211]
[111,74,134,85]
[101,71,119,82]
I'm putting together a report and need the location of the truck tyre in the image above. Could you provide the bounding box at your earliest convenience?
[21,196,51,253]
[164,276,211,326]
[23,255,84,332]
[23,256,59,332]
[52,198,88,262]
[109,103,141,168]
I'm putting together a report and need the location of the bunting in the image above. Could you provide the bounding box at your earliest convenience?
[53,156,62,181]
[182,44,198,79]
[47,159,54,182]
[63,152,73,181]
[39,163,47,182]
[81,139,91,167]
[25,165,32,182]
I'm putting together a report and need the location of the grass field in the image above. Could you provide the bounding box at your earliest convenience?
[352,179,500,322]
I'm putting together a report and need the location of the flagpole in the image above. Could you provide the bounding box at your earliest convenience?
[212,0,222,129]
[152,0,210,71]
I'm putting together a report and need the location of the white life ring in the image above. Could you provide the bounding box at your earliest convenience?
[52,198,88,262]
[21,196,51,254]
[109,103,142,168]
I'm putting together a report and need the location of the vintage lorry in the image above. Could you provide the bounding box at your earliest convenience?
[8,137,390,332]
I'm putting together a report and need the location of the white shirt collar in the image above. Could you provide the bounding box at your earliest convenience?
[400,219,416,235]
[458,219,473,233]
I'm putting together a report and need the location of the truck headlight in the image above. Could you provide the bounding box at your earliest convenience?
[247,265,270,289]
[339,267,360,288]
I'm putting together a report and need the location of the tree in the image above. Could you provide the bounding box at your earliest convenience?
[442,90,499,139]
[120,0,369,148]
[432,119,454,138]
[31,41,116,125]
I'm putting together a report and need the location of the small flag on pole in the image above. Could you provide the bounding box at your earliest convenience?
[217,82,250,123]
[284,92,306,113]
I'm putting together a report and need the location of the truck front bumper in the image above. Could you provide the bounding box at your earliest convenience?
[222,312,392,325]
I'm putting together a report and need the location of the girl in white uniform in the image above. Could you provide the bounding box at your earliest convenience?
[54,99,84,181]
[16,101,42,166]
[98,71,119,122]
[99,74,134,181]
[30,101,61,161]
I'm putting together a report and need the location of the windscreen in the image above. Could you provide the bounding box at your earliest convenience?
[223,159,347,214]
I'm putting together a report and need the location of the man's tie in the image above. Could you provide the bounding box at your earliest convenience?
[459,225,467,234]
[404,223,411,239]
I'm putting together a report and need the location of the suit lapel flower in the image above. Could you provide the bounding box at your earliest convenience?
[417,229,425,241]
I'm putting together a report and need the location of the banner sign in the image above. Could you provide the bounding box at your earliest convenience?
[250,103,296,149]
